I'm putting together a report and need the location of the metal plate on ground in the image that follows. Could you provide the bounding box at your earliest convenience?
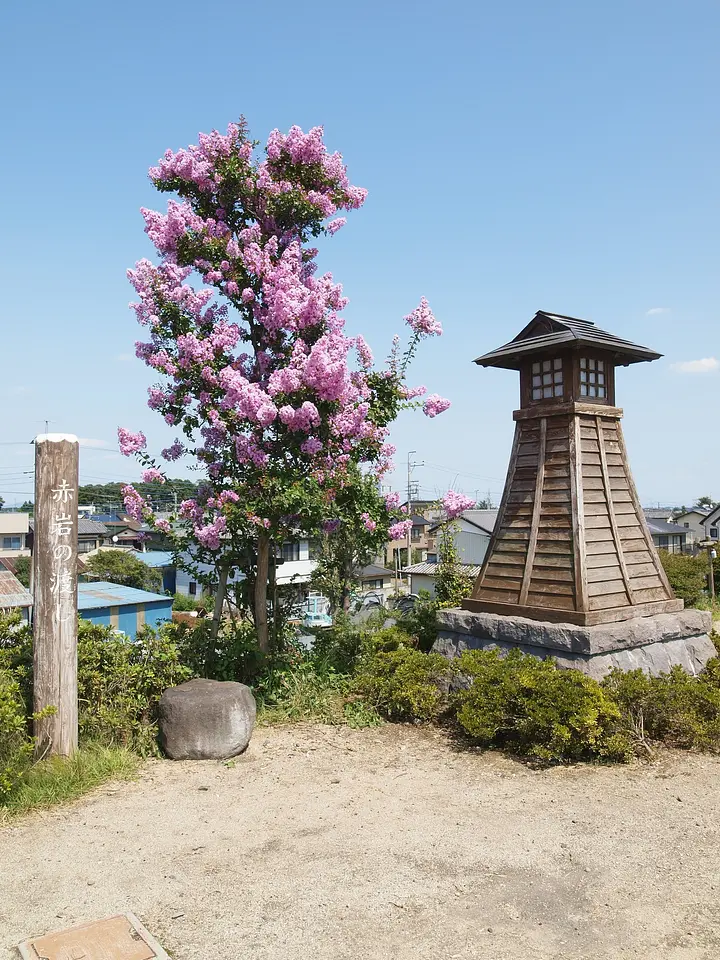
[17,912,169,960]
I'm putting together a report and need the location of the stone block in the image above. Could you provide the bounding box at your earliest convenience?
[433,608,716,680]
[159,678,256,760]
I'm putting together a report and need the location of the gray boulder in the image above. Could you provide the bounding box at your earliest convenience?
[159,678,256,760]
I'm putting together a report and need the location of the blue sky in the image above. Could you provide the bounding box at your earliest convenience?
[1,0,718,509]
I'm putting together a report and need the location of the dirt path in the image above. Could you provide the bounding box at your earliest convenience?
[3,724,720,960]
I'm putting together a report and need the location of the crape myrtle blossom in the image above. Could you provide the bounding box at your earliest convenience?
[118,428,147,457]
[120,117,459,649]
[442,490,477,520]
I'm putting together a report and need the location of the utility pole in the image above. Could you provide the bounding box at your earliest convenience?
[698,539,717,604]
[406,450,423,585]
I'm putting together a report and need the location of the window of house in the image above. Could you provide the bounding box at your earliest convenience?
[411,525,422,541]
[364,578,384,590]
[711,527,719,539]
[77,540,96,553]
[188,582,197,596]
[658,535,669,549]
[2,536,22,550]
[281,542,300,562]
[579,358,606,398]
[531,358,563,400]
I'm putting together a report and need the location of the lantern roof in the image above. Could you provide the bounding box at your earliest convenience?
[474,311,662,370]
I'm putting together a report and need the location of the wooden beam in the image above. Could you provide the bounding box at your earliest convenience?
[519,417,547,605]
[614,419,676,598]
[568,414,588,612]
[33,434,79,758]
[595,416,635,606]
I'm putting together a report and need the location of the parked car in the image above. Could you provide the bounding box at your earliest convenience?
[303,610,333,629]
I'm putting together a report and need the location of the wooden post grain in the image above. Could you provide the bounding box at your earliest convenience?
[33,434,79,757]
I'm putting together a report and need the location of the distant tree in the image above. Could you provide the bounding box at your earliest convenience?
[77,480,198,509]
[84,550,162,592]
[14,556,31,588]
[0,496,4,510]
[19,501,33,515]
[694,495,717,511]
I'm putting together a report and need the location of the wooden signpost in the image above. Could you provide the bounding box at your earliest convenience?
[33,433,79,757]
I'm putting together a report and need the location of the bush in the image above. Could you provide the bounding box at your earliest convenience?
[76,621,191,753]
[603,661,720,751]
[310,614,370,673]
[84,550,162,593]
[355,647,450,722]
[659,551,707,607]
[454,649,631,762]
[0,669,33,802]
[394,592,439,652]
[167,618,263,682]
[172,592,206,612]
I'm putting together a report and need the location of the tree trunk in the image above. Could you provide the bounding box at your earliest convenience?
[340,559,353,613]
[255,533,270,654]
[207,562,229,677]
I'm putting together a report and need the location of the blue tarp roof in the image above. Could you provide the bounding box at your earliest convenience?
[133,551,175,568]
[78,581,172,610]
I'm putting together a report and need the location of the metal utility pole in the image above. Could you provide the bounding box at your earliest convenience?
[405,451,423,583]
[33,434,79,758]
[698,539,717,604]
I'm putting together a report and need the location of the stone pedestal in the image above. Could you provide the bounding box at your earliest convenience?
[434,608,715,680]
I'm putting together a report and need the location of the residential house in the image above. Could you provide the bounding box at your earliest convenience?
[673,508,710,549]
[0,569,33,621]
[702,504,720,542]
[385,514,433,569]
[134,550,177,593]
[403,509,498,598]
[404,560,483,598]
[78,581,173,639]
[176,538,319,608]
[357,563,395,603]
[0,512,30,557]
[646,519,688,554]
[643,508,676,523]
[28,517,108,556]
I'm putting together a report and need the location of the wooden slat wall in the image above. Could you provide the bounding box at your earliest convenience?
[468,408,676,619]
[579,415,671,611]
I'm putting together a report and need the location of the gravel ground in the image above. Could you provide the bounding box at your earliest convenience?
[3,724,720,960]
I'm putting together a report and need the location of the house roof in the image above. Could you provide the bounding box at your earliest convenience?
[0,570,33,608]
[409,514,431,526]
[29,518,108,536]
[674,508,711,520]
[701,504,720,530]
[643,508,675,520]
[134,551,175,568]
[77,581,171,610]
[429,509,498,536]
[474,311,662,370]
[646,520,690,536]
[403,561,483,577]
[360,564,394,579]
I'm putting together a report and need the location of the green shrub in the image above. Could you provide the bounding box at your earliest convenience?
[172,592,206,611]
[394,592,439,652]
[454,649,631,762]
[659,551,707,607]
[0,669,34,801]
[603,661,720,751]
[355,647,450,722]
[76,621,191,753]
[167,618,263,682]
[310,614,370,673]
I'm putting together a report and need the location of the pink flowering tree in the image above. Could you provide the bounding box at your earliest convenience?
[121,118,452,654]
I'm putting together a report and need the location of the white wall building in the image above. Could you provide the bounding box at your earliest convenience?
[0,513,30,557]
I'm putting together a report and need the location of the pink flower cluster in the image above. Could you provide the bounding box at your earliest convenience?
[405,297,443,337]
[122,484,147,522]
[388,519,413,541]
[423,394,451,418]
[442,490,476,520]
[141,468,165,483]
[118,428,147,456]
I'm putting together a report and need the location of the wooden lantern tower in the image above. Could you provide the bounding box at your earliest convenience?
[463,311,683,626]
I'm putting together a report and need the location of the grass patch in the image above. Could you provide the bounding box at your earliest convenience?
[0,743,139,821]
[256,664,382,728]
